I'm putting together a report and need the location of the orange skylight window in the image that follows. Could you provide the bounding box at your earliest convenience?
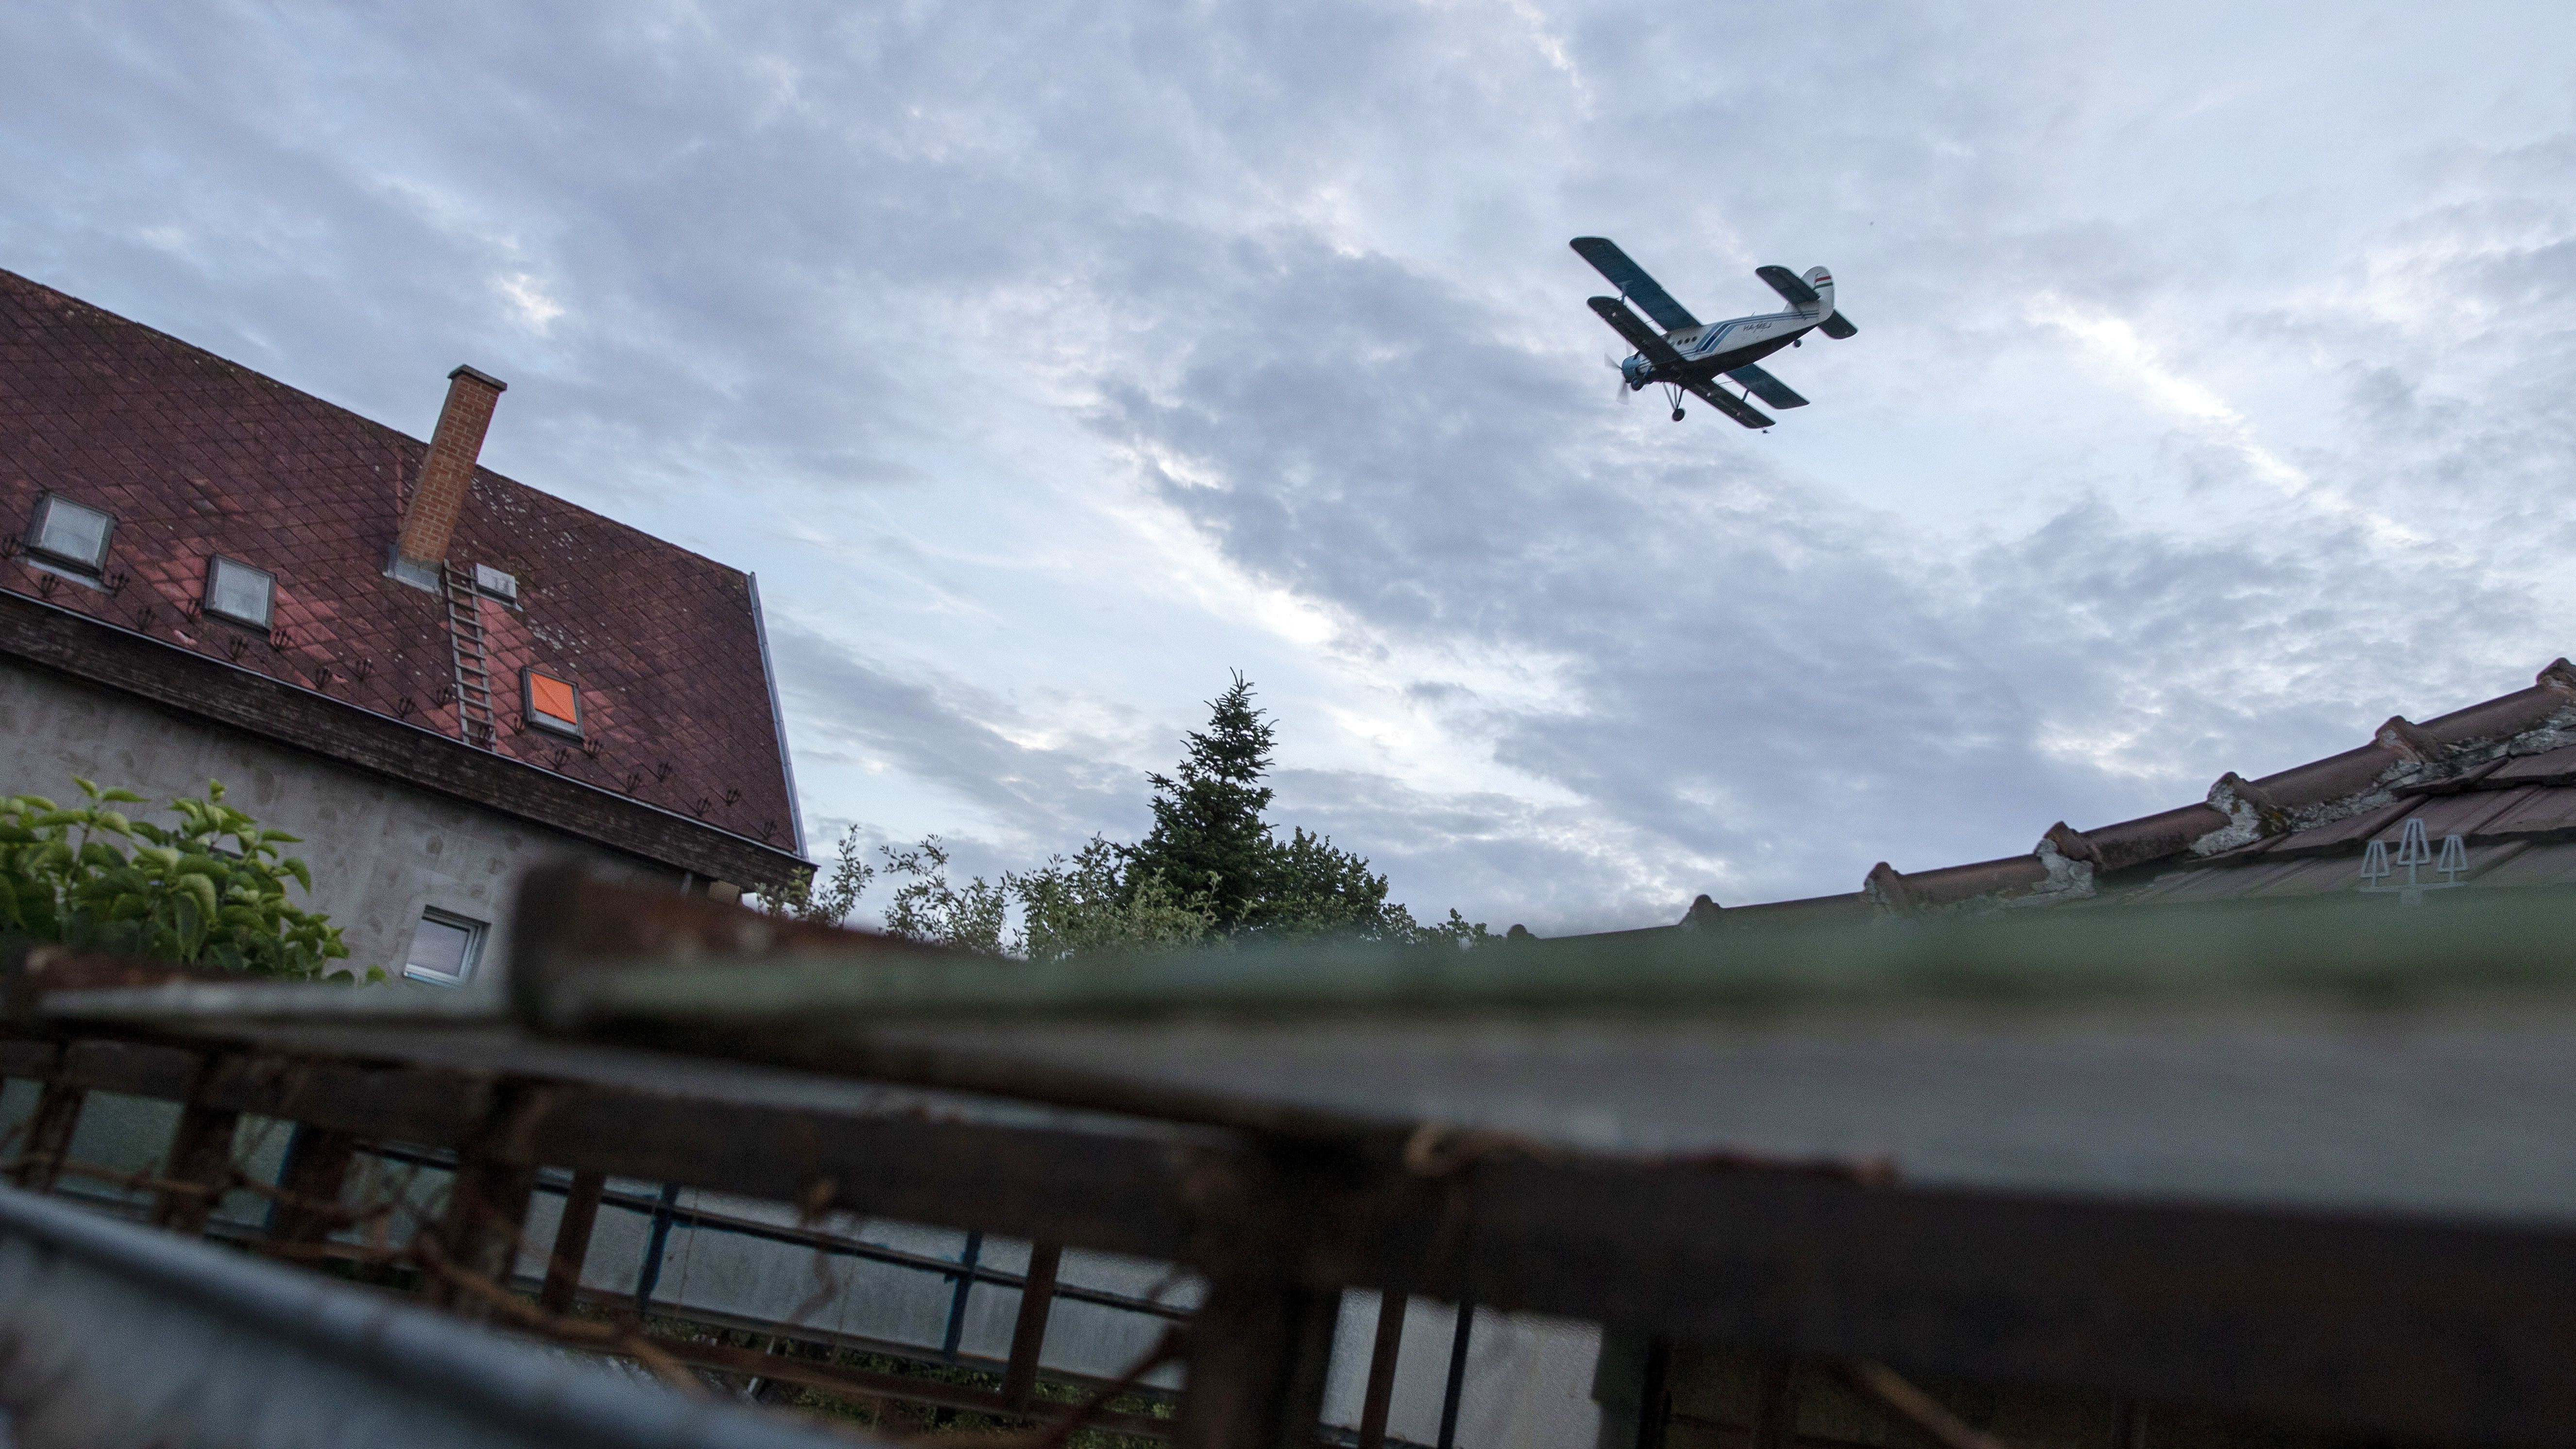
[525,667,582,737]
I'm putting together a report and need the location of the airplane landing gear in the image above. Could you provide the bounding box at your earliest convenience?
[1671,408,1685,422]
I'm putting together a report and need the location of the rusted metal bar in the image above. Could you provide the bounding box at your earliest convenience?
[427,1082,541,1313]
[144,1049,231,1235]
[2,938,217,1021]
[1632,1337,1672,1449]
[0,1038,59,1079]
[1355,1291,1407,1449]
[655,1330,1173,1438]
[433,1157,539,1310]
[201,1049,494,1147]
[2111,1400,2146,1449]
[19,1006,2576,1446]
[59,1036,196,1098]
[151,1089,242,1236]
[542,1168,606,1315]
[12,1078,85,1190]
[1837,1363,2003,1449]
[1351,1150,2576,1449]
[10,1021,1226,1256]
[365,1145,1194,1320]
[268,1125,359,1247]
[1172,1273,1341,1449]
[1002,1239,1063,1407]
[509,1074,1219,1260]
[1749,1356,1800,1449]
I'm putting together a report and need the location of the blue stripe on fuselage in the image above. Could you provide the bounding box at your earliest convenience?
[1670,309,1814,358]
[1636,324,1809,383]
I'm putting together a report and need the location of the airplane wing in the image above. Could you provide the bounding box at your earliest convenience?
[1587,296,1690,373]
[1726,363,1808,409]
[1571,238,1701,332]
[1818,313,1859,339]
[1755,265,1820,307]
[1682,374,1775,429]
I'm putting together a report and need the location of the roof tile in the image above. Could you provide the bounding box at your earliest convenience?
[0,268,798,860]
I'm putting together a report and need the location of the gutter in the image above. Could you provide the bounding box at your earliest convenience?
[745,572,809,859]
[0,585,808,889]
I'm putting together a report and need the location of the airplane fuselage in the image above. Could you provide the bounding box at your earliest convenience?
[1620,307,1818,390]
[1572,239,1853,427]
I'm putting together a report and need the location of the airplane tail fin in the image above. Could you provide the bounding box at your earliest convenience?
[1806,266,1858,339]
[1801,267,1835,315]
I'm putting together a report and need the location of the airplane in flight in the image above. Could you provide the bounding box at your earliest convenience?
[1571,236,1857,428]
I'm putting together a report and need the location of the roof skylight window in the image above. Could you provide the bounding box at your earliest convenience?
[473,563,519,603]
[25,494,113,573]
[204,556,275,630]
[524,666,583,738]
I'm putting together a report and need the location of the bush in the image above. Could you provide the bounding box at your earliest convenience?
[0,778,365,981]
[755,673,1496,961]
[761,828,1217,961]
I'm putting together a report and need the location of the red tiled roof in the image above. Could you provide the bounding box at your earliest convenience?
[0,268,802,858]
[1685,659,2576,926]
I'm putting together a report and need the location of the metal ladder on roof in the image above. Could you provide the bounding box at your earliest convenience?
[440,563,497,749]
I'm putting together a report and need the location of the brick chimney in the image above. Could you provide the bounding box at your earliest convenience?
[390,365,506,587]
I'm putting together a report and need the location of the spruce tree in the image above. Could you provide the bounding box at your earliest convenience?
[1122,672,1279,932]
[761,670,1489,955]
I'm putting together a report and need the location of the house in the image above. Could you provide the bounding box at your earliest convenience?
[1671,657,2576,926]
[0,268,808,985]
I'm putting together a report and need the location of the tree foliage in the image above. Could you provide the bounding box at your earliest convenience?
[765,674,1488,960]
[768,829,1216,959]
[1122,672,1279,933]
[879,837,1011,955]
[1016,837,1216,961]
[0,779,363,981]
[1123,675,1487,949]
[762,823,876,927]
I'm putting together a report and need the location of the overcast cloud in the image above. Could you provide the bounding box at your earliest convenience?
[6,1,2573,931]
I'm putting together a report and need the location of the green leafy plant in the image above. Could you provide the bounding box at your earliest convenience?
[764,826,1215,959]
[1013,836,1217,962]
[878,837,1012,955]
[764,822,878,928]
[0,778,368,981]
[756,675,1492,961]
[1122,675,1492,949]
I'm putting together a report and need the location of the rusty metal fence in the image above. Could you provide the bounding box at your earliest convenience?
[10,868,2576,1449]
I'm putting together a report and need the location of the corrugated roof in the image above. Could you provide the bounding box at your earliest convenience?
[0,268,801,859]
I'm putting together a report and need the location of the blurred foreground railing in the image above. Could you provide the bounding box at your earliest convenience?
[0,1177,874,1449]
[10,871,2576,1449]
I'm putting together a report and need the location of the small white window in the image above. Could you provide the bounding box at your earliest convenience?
[27,494,113,572]
[204,556,275,629]
[403,908,486,986]
[473,563,519,603]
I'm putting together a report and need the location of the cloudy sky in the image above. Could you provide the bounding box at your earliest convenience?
[6,1,2573,932]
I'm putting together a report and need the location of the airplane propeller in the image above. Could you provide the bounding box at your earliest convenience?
[1604,355,1631,404]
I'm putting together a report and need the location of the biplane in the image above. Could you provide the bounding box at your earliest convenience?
[1571,236,1858,428]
